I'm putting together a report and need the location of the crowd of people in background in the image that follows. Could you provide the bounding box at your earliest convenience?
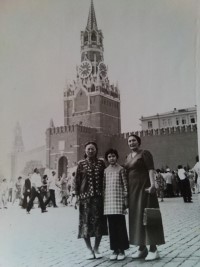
[0,168,77,210]
[155,157,200,203]
[0,158,200,210]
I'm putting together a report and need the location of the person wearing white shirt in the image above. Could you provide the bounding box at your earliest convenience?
[44,171,58,208]
[26,168,47,214]
[0,178,9,208]
[177,165,192,203]
[164,169,173,197]
[193,156,200,193]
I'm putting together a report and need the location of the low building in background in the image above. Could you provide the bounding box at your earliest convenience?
[140,106,197,130]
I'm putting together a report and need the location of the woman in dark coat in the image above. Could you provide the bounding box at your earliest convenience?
[124,134,165,261]
[75,141,107,260]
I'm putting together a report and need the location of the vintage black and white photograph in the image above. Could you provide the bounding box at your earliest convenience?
[0,0,200,266]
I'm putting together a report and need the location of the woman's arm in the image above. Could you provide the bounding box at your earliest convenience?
[75,163,82,197]
[120,168,128,208]
[145,169,156,194]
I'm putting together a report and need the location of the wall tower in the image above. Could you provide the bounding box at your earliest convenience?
[13,122,24,153]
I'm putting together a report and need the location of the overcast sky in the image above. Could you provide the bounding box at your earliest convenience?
[0,0,198,175]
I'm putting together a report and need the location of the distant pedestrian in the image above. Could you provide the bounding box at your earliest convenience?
[68,171,77,207]
[171,171,179,197]
[26,168,47,214]
[22,174,31,209]
[0,178,9,209]
[173,171,181,197]
[60,173,69,205]
[193,156,200,193]
[44,171,58,208]
[75,142,107,260]
[12,176,23,205]
[40,175,48,203]
[188,170,195,194]
[7,180,14,202]
[163,169,174,197]
[177,165,192,203]
[155,169,165,202]
[103,148,129,261]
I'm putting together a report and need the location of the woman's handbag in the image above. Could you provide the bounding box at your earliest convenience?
[143,207,162,226]
[143,192,162,226]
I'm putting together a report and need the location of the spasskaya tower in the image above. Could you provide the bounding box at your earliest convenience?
[63,0,121,134]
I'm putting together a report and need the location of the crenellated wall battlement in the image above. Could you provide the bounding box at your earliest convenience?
[105,124,198,140]
[47,124,197,137]
[46,124,97,135]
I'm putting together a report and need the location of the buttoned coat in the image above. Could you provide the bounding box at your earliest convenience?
[103,163,128,215]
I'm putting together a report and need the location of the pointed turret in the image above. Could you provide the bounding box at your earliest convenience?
[49,118,55,128]
[13,122,24,153]
[86,0,98,31]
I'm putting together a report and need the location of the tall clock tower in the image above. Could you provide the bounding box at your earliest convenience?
[64,0,121,134]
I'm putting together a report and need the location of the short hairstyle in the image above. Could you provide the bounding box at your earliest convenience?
[105,148,119,161]
[177,165,183,169]
[128,134,141,146]
[33,168,38,173]
[18,176,22,180]
[84,141,98,158]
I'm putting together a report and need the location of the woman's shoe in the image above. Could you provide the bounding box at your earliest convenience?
[117,253,125,261]
[85,250,95,260]
[109,251,118,260]
[94,250,102,259]
[145,250,160,261]
[132,247,148,259]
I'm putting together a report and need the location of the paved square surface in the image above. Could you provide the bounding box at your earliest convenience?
[1,195,200,267]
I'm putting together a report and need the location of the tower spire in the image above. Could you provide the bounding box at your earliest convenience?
[86,0,98,30]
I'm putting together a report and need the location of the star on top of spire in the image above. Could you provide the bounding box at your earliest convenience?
[86,0,98,31]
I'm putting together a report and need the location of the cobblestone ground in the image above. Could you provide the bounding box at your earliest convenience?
[0,195,200,267]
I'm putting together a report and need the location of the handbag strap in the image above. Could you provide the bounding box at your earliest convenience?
[146,192,151,208]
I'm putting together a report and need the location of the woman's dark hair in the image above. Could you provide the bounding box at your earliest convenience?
[156,169,161,173]
[128,134,141,146]
[178,165,182,169]
[84,141,98,158]
[105,148,119,161]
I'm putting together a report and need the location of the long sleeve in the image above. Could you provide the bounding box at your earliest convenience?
[120,167,128,197]
[103,170,106,197]
[75,162,82,196]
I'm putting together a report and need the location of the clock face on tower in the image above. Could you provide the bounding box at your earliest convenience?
[98,62,107,78]
[79,60,92,78]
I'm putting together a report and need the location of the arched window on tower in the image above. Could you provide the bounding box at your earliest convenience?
[91,84,95,92]
[91,31,97,42]
[84,32,88,45]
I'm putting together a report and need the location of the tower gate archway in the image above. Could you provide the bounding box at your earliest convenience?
[58,156,68,178]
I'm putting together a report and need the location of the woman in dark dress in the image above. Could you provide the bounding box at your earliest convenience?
[75,142,107,260]
[124,134,165,261]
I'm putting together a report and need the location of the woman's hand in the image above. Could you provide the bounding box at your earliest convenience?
[145,186,156,194]
[124,198,128,209]
[76,195,79,204]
